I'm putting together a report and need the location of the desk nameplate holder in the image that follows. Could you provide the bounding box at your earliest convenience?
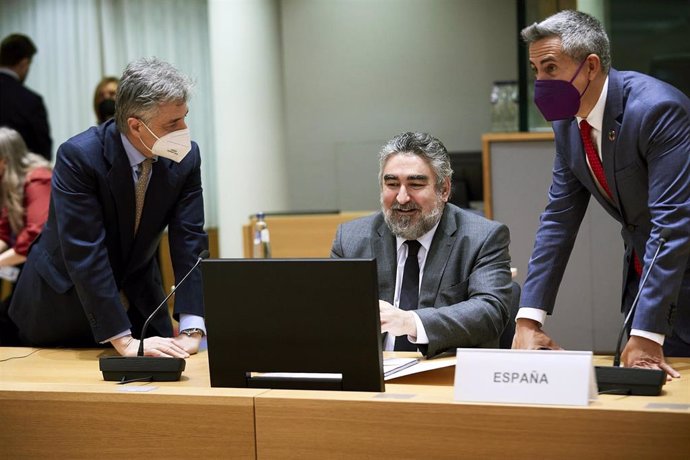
[454,349,596,406]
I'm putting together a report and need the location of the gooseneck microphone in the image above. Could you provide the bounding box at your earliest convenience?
[136,249,210,357]
[613,231,669,367]
[100,250,210,383]
[595,230,670,395]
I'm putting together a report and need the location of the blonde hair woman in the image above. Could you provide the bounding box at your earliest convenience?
[0,127,51,268]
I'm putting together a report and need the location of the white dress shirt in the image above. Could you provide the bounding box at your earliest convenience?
[383,222,439,351]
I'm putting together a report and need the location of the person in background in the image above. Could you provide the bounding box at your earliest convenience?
[513,10,690,376]
[93,76,119,124]
[0,34,52,161]
[331,132,512,357]
[7,57,208,357]
[0,127,51,345]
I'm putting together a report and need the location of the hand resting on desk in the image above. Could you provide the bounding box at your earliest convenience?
[622,335,680,381]
[514,319,681,381]
[174,333,202,355]
[512,318,563,350]
[110,334,190,358]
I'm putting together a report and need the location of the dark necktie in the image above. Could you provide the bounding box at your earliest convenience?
[395,240,421,351]
[580,120,642,276]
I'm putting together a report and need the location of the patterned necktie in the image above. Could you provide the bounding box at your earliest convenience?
[579,120,642,276]
[579,119,612,199]
[134,158,153,233]
[395,240,421,351]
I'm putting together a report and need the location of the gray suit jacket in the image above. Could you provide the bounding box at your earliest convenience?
[331,203,512,357]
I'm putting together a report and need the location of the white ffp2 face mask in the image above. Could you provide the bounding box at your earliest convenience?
[139,121,192,163]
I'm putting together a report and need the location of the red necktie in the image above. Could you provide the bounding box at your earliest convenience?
[579,120,612,199]
[579,120,642,276]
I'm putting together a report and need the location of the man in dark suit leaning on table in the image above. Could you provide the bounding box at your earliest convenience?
[331,132,512,357]
[4,57,208,357]
[513,10,690,378]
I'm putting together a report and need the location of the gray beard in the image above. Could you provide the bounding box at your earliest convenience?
[382,199,444,240]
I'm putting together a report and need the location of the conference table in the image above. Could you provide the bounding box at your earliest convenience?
[1,348,688,459]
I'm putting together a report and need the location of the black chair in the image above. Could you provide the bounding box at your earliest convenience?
[499,281,521,349]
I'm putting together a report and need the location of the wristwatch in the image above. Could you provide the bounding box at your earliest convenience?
[180,328,205,337]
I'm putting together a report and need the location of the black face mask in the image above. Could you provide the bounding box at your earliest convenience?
[97,98,116,124]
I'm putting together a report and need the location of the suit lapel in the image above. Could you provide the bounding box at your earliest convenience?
[134,159,178,241]
[126,158,179,273]
[602,69,626,218]
[103,125,179,275]
[568,118,599,192]
[104,127,136,258]
[373,219,397,303]
[567,116,620,217]
[419,207,456,307]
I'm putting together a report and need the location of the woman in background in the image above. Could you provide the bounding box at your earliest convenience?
[0,127,51,344]
[93,76,119,124]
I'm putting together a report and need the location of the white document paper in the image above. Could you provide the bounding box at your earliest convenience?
[0,266,20,282]
[384,356,456,380]
[454,349,597,406]
[383,357,420,378]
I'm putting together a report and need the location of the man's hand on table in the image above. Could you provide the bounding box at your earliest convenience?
[111,334,190,358]
[622,335,680,381]
[512,318,563,350]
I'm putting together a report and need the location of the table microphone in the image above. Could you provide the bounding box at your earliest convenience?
[100,250,210,383]
[595,230,669,395]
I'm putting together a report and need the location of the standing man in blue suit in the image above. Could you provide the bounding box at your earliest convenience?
[332,132,512,357]
[0,34,52,161]
[513,10,690,377]
[6,58,208,357]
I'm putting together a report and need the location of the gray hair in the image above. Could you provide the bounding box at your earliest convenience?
[115,57,193,132]
[521,10,611,74]
[378,132,453,191]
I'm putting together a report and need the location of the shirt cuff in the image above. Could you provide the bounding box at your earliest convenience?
[179,313,206,335]
[408,312,429,344]
[515,307,547,326]
[630,329,665,346]
[103,329,131,344]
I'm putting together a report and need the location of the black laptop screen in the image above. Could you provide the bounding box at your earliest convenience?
[202,258,384,392]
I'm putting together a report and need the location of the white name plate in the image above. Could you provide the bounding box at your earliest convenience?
[454,349,596,406]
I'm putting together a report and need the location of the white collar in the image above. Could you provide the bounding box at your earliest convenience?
[120,133,158,168]
[577,75,609,131]
[395,220,440,253]
[0,68,20,80]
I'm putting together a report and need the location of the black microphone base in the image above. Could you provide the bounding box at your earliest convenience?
[99,356,186,382]
[595,366,666,396]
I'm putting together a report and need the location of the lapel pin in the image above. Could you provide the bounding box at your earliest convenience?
[608,130,616,141]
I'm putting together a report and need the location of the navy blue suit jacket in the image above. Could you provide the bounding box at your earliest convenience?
[521,69,690,344]
[9,121,208,345]
[0,72,52,160]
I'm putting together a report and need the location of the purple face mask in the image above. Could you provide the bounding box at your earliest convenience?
[534,59,590,121]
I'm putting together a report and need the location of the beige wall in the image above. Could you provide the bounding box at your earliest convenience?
[206,0,518,255]
[281,0,518,211]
